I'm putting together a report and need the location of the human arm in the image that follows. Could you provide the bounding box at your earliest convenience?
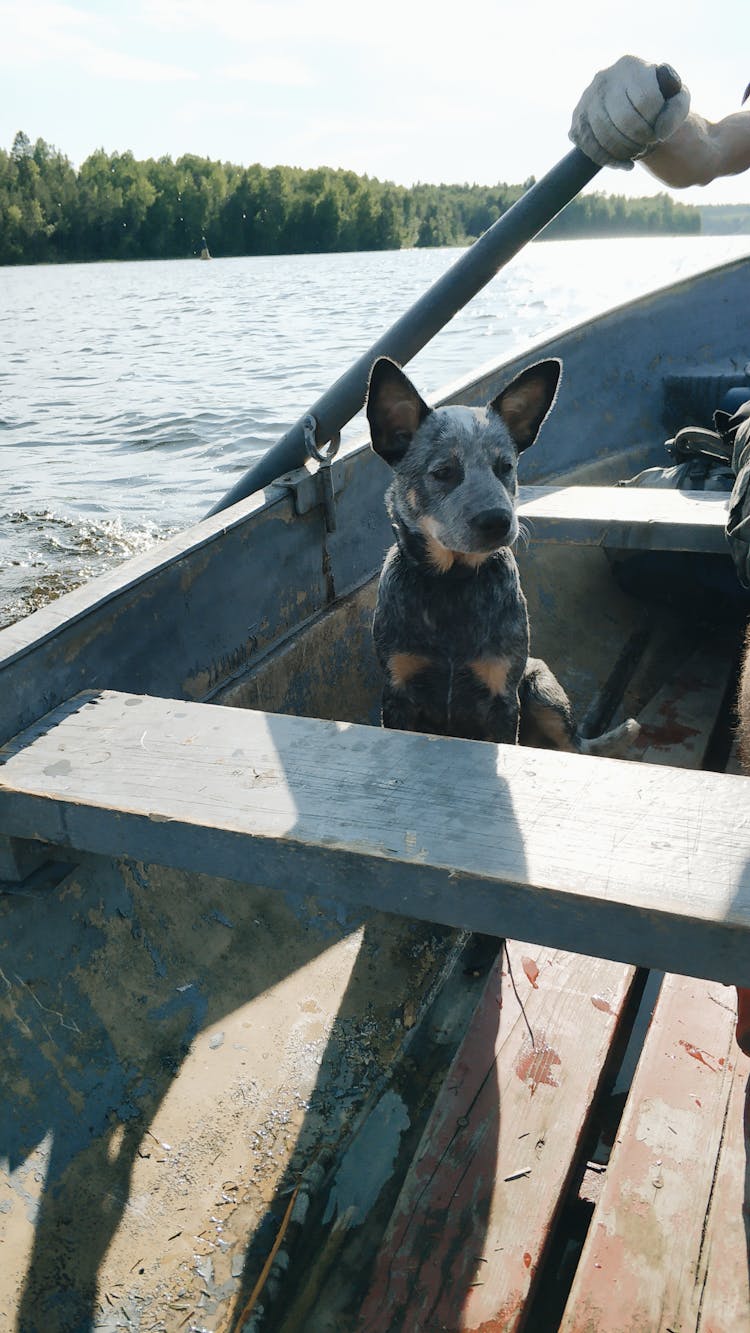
[642,109,750,187]
[570,54,750,187]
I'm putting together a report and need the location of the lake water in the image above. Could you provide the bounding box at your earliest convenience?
[2,234,749,628]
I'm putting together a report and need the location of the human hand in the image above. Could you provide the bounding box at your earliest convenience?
[570,55,690,169]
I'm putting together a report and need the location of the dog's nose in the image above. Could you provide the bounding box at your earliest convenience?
[471,508,512,542]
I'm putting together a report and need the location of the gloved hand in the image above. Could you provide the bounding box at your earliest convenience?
[570,54,691,169]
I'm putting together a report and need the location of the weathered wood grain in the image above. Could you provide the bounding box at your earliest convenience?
[695,1038,750,1332]
[632,636,736,769]
[1,690,750,983]
[308,638,735,1329]
[518,485,730,554]
[560,972,750,1333]
[357,941,638,1332]
[559,640,748,1332]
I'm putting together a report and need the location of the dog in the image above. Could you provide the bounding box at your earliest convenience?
[366,355,639,756]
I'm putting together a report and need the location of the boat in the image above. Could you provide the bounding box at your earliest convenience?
[2,148,750,1332]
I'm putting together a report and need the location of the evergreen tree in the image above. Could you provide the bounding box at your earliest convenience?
[0,132,702,267]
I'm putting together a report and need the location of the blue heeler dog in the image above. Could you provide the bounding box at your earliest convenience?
[366,355,639,754]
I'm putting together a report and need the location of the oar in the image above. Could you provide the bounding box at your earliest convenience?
[207,66,681,517]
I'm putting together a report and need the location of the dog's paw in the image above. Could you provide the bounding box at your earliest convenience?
[580,717,641,758]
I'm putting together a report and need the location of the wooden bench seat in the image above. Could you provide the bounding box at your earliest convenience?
[0,649,746,1328]
[518,484,730,554]
[1,689,749,986]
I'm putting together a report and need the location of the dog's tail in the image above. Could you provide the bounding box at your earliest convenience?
[577,717,640,758]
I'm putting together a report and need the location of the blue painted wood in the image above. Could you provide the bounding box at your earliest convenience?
[517,485,730,554]
[2,690,750,986]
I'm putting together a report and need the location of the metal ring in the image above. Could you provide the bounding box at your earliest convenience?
[303,415,341,465]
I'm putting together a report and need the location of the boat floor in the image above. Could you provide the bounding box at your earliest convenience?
[2,477,750,1330]
[1,606,747,1333]
[249,617,750,1333]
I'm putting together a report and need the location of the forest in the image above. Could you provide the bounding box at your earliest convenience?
[0,131,701,266]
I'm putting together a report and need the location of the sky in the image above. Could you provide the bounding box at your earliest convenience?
[1,0,749,207]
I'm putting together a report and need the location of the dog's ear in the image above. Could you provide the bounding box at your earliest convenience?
[490,359,562,453]
[366,357,431,466]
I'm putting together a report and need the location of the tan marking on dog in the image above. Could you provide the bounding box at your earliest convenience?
[418,517,455,572]
[406,487,418,510]
[498,375,553,447]
[456,551,491,569]
[523,704,576,752]
[389,653,432,689]
[469,657,512,695]
[417,518,492,572]
[382,395,421,436]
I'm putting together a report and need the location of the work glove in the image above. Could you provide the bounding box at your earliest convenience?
[570,54,691,169]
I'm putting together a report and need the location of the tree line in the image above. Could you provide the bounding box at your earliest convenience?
[0,130,700,266]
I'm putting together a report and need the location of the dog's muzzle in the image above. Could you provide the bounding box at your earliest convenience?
[470,508,515,547]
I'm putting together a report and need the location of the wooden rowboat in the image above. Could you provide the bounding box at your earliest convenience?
[2,217,750,1328]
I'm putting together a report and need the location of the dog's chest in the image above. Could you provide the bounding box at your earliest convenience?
[375,551,530,729]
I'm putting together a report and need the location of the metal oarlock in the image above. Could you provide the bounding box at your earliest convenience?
[303,415,339,532]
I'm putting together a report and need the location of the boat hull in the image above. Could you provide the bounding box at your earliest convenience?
[2,256,750,1330]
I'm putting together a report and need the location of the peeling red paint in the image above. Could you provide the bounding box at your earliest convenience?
[636,698,699,751]
[515,1043,561,1095]
[521,957,539,989]
[522,1250,532,1269]
[679,1039,720,1071]
[467,1290,524,1332]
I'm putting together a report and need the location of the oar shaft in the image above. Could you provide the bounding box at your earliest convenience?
[207,147,600,517]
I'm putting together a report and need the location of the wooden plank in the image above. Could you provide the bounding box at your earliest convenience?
[2,690,750,984]
[560,972,750,1333]
[518,485,730,554]
[632,636,736,768]
[558,636,743,1331]
[694,1036,750,1332]
[356,941,638,1332]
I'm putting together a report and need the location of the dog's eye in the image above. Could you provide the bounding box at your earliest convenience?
[430,462,461,484]
[493,458,513,479]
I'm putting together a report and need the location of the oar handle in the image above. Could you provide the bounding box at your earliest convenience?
[656,64,682,99]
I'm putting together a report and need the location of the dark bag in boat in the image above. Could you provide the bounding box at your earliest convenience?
[618,423,735,493]
[612,408,750,613]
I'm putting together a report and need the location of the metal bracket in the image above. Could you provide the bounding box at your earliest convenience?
[276,417,343,529]
[302,415,340,532]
